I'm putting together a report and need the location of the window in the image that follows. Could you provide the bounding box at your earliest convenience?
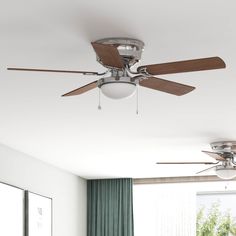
[133,180,236,236]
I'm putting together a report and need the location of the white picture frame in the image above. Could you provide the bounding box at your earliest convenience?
[26,191,52,236]
[0,182,24,236]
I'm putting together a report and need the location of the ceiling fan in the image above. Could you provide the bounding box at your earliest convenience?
[156,141,236,180]
[7,37,226,99]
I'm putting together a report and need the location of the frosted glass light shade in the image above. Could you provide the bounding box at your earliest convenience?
[100,81,136,99]
[215,166,236,179]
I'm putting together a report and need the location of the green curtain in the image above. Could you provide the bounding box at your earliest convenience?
[87,178,134,236]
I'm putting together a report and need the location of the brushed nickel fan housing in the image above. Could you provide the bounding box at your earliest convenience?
[210,141,236,153]
[98,76,137,86]
[95,38,145,67]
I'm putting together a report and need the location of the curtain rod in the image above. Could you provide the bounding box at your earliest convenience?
[133,175,236,185]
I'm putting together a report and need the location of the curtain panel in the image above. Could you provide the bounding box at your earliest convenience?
[87,178,134,236]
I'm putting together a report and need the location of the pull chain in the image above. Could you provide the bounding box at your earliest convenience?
[136,85,139,115]
[98,88,101,110]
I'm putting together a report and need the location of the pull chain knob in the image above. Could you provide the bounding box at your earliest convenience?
[136,85,139,115]
[98,88,102,110]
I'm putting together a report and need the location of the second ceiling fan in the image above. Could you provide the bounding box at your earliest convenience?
[7,37,226,99]
[156,141,236,180]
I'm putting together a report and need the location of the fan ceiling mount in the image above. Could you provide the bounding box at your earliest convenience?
[156,141,236,180]
[7,37,226,99]
[94,38,145,67]
[210,141,236,153]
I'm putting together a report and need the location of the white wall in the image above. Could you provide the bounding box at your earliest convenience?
[0,143,86,236]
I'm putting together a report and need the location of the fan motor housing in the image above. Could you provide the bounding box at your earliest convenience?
[95,37,144,67]
[211,141,236,153]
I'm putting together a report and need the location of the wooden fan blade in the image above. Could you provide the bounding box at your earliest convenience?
[156,162,218,164]
[62,81,97,97]
[91,42,124,69]
[196,165,218,174]
[139,77,195,96]
[202,151,226,161]
[138,57,226,75]
[7,67,100,75]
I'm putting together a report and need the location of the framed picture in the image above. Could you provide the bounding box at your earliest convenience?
[0,182,24,236]
[26,191,52,236]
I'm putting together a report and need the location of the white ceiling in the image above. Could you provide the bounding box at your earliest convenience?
[0,0,236,179]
